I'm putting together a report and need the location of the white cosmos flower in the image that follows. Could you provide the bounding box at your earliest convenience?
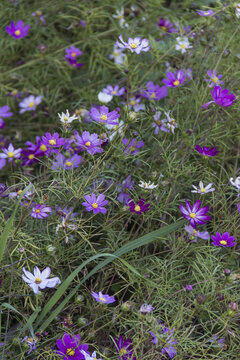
[175,37,192,54]
[105,120,125,140]
[22,266,61,294]
[229,176,240,190]
[139,180,158,190]
[58,109,77,124]
[81,350,101,360]
[191,181,215,194]
[236,4,240,18]
[109,43,126,65]
[112,8,129,28]
[98,92,113,103]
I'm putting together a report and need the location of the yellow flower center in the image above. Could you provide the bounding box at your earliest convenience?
[130,100,136,106]
[212,77,218,83]
[63,116,69,122]
[85,141,91,147]
[220,240,227,245]
[100,114,107,121]
[8,152,14,158]
[28,154,35,159]
[49,139,56,145]
[193,229,197,234]
[173,80,180,86]
[189,212,196,218]
[17,190,23,195]
[117,15,123,19]
[156,120,162,126]
[92,202,98,209]
[35,209,41,213]
[40,144,47,152]
[200,188,206,192]
[134,205,141,212]
[35,277,42,284]
[119,348,127,356]
[180,44,186,49]
[130,43,137,49]
[66,348,75,356]
[65,161,72,167]
[28,102,35,108]
[14,30,21,36]
[12,90,18,96]
[99,297,106,302]
[204,12,209,15]
[161,26,167,31]
[112,90,117,94]
[151,92,156,98]
[36,10,42,16]
[71,52,76,57]
[113,51,119,56]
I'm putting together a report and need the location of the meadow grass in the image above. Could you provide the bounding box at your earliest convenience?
[0,0,240,359]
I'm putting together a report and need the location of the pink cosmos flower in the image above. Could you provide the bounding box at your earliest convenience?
[82,193,108,214]
[179,199,211,228]
[141,81,168,101]
[157,18,178,33]
[202,86,236,109]
[31,204,52,219]
[56,333,89,360]
[116,35,150,54]
[128,199,150,214]
[195,145,220,157]
[52,153,82,170]
[5,21,30,39]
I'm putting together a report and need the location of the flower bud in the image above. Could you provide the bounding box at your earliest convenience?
[121,301,133,312]
[77,317,88,326]
[46,245,56,255]
[75,294,85,304]
[224,268,231,276]
[185,285,193,292]
[228,302,238,311]
[196,294,206,305]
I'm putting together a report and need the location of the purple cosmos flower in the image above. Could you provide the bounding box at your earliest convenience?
[117,175,134,204]
[19,95,42,113]
[128,199,150,214]
[211,232,235,247]
[102,85,125,97]
[202,86,236,109]
[65,46,83,68]
[65,46,82,61]
[0,158,6,170]
[127,97,145,112]
[25,136,51,156]
[52,153,82,170]
[0,143,22,163]
[56,333,89,360]
[90,105,120,125]
[139,304,155,313]
[114,335,136,360]
[31,11,46,25]
[41,132,65,149]
[150,325,178,359]
[204,69,224,88]
[180,200,211,228]
[31,204,52,219]
[55,205,78,221]
[209,335,225,349]
[141,81,168,100]
[152,111,169,134]
[21,148,44,166]
[82,193,108,214]
[80,19,87,28]
[157,18,177,33]
[91,291,116,304]
[5,21,30,39]
[122,138,144,155]
[197,9,215,16]
[8,186,34,200]
[21,337,37,354]
[195,145,220,157]
[38,44,47,52]
[0,184,8,197]
[0,106,13,129]
[74,130,103,155]
[184,225,210,241]
[116,35,150,54]
[162,70,186,87]
[22,266,60,294]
